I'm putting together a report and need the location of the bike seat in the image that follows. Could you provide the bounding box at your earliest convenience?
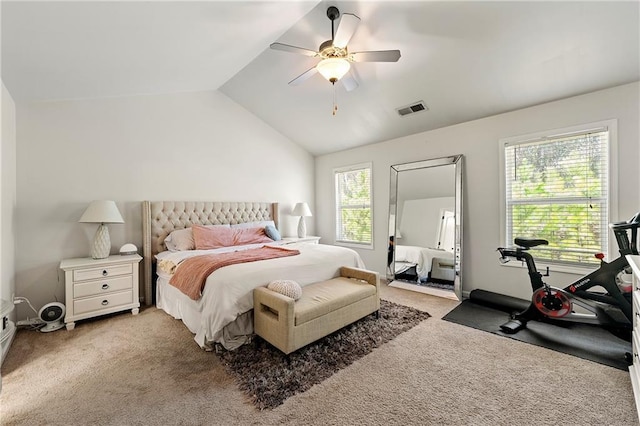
[514,237,549,248]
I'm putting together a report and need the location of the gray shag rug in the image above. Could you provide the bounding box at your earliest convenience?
[216,299,430,410]
[395,278,454,291]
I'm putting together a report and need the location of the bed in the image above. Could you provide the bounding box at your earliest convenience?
[394,245,454,282]
[141,201,365,350]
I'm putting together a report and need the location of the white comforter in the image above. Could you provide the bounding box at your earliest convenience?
[156,242,365,350]
[394,245,454,280]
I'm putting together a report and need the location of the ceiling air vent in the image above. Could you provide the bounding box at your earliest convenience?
[397,101,428,117]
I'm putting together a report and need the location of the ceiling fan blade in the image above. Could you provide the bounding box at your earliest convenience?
[288,66,319,86]
[351,50,401,62]
[333,13,360,49]
[270,42,318,57]
[341,70,359,92]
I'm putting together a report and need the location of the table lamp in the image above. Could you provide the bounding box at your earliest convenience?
[79,200,124,259]
[292,202,312,238]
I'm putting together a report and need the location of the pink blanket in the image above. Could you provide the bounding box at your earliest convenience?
[169,246,300,300]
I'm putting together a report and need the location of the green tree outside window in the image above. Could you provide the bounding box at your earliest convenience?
[335,165,372,245]
[505,130,609,266]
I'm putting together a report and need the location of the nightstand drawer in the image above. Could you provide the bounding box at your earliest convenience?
[74,276,133,298]
[73,263,132,281]
[73,290,133,315]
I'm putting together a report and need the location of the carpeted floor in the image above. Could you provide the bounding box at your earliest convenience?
[443,299,632,371]
[216,299,430,409]
[0,282,637,425]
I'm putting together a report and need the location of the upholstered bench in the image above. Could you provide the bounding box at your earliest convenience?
[253,266,380,354]
[431,257,455,282]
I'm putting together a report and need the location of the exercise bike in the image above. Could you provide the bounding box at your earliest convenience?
[496,211,640,342]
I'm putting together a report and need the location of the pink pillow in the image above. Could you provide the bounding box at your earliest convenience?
[192,225,272,249]
[233,227,273,246]
[192,225,235,249]
[165,225,231,251]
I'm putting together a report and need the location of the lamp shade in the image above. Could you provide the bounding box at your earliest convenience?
[317,58,351,83]
[79,200,124,224]
[292,202,312,217]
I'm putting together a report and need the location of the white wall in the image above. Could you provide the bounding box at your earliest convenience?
[315,82,640,300]
[399,197,454,248]
[15,90,315,315]
[1,81,17,316]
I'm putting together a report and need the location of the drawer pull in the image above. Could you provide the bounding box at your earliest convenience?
[102,270,108,276]
[102,283,109,290]
[102,300,109,306]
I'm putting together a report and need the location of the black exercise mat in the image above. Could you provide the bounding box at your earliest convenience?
[443,299,631,371]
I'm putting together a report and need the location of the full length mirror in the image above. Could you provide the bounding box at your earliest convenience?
[387,155,463,300]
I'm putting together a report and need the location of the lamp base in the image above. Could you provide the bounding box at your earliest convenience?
[297,217,307,238]
[91,224,111,259]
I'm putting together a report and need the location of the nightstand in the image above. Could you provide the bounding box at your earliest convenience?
[1,299,16,366]
[281,236,321,245]
[60,254,142,330]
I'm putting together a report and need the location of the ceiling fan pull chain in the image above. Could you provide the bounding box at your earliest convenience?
[332,83,338,116]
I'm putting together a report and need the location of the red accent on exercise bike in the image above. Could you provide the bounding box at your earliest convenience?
[532,287,571,318]
[595,253,605,260]
[568,284,576,293]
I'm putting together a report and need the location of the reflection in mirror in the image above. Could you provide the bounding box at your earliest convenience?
[387,155,463,300]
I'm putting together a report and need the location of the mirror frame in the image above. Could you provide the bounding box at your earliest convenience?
[388,155,464,299]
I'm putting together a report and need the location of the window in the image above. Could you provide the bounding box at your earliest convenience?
[334,163,373,248]
[501,122,615,267]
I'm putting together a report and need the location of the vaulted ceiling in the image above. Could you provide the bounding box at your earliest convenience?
[3,1,639,156]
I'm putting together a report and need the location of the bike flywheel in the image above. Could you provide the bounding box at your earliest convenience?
[532,287,572,318]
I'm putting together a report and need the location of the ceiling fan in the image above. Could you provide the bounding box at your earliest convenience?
[270,6,401,92]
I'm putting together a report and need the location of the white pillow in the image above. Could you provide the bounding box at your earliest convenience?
[231,220,275,230]
[164,224,231,251]
[267,280,302,300]
[164,228,193,252]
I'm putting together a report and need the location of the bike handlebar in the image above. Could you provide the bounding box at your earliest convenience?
[610,211,640,230]
[497,247,539,273]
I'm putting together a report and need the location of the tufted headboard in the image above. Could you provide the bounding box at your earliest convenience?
[141,201,278,305]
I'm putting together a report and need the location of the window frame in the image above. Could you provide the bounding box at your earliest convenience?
[333,162,374,250]
[498,119,618,273]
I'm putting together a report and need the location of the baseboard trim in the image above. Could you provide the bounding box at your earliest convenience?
[388,280,459,301]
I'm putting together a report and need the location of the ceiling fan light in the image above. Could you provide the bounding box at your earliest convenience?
[317,58,350,83]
